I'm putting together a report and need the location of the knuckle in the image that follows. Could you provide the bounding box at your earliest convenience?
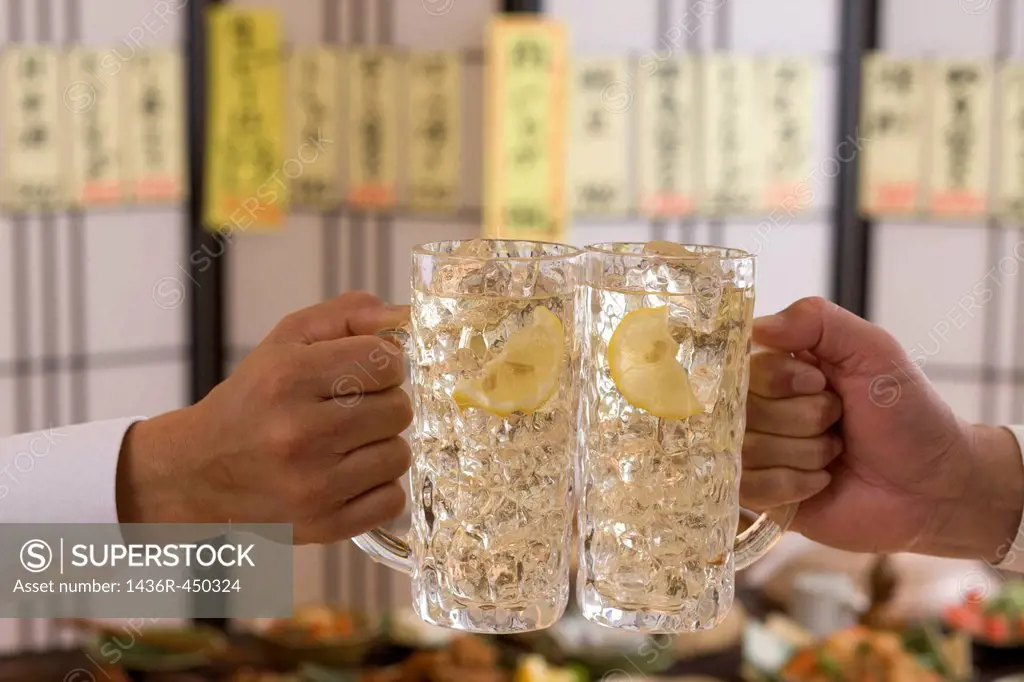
[794,296,831,318]
[282,476,316,512]
[739,477,771,509]
[772,469,803,500]
[338,337,404,389]
[804,394,838,432]
[338,290,382,309]
[376,482,408,520]
[817,393,842,429]
[381,437,414,476]
[367,337,406,384]
[274,311,308,339]
[741,431,763,458]
[387,389,414,431]
[745,394,767,421]
[265,418,308,459]
[256,356,300,400]
[807,437,834,468]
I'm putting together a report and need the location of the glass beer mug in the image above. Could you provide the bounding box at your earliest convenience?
[576,242,797,633]
[353,239,580,633]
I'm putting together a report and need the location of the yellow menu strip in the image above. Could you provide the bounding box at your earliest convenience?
[484,16,568,241]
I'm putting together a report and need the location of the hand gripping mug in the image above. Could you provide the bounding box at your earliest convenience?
[352,239,582,634]
[574,242,797,633]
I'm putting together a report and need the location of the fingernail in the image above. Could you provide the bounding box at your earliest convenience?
[791,368,826,394]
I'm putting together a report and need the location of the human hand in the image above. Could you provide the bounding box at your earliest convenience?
[116,291,414,544]
[741,297,1024,562]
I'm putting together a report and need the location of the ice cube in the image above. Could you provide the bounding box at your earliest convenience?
[509,261,539,298]
[453,239,494,258]
[480,260,511,296]
[693,274,725,332]
[535,264,570,297]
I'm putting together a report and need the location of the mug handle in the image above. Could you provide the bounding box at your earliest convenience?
[350,324,415,575]
[734,502,798,570]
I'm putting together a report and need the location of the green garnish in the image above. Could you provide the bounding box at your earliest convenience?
[816,651,844,681]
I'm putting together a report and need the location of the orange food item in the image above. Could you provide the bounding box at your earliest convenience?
[781,628,942,682]
[985,614,1010,643]
[944,605,982,634]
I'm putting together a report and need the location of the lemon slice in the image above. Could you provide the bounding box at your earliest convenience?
[607,306,703,420]
[452,306,564,417]
[643,240,701,258]
[644,240,716,278]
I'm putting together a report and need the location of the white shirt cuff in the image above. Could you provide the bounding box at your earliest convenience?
[993,424,1024,572]
[0,417,145,524]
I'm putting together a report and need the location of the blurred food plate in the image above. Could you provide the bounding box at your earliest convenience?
[525,613,676,677]
[745,618,969,682]
[944,578,1024,649]
[87,624,229,672]
[380,608,454,649]
[249,604,377,668]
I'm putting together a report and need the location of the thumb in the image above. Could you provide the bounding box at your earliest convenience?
[266,291,410,345]
[753,297,903,377]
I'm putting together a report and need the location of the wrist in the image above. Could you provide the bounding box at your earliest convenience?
[924,423,1024,563]
[115,407,203,524]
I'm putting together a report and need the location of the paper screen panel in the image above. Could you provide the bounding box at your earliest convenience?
[635,56,698,217]
[204,7,287,230]
[287,47,342,209]
[124,50,185,204]
[567,56,630,216]
[759,57,816,212]
[0,47,67,209]
[346,49,401,211]
[926,60,993,218]
[858,55,928,216]
[67,49,124,206]
[702,53,762,216]
[998,64,1024,221]
[484,16,568,241]
[406,52,461,214]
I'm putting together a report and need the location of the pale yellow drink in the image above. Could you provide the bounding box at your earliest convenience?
[354,239,580,634]
[576,242,791,633]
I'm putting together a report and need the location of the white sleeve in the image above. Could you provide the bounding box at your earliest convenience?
[994,425,1024,572]
[0,418,144,524]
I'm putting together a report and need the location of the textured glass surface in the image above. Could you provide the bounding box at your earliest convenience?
[577,243,755,633]
[408,239,578,633]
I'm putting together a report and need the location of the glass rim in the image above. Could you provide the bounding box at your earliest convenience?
[584,241,756,262]
[412,238,583,262]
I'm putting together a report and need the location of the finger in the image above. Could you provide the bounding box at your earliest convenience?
[312,335,407,397]
[752,297,903,375]
[742,431,842,471]
[749,351,827,398]
[793,350,820,367]
[318,387,414,453]
[747,391,842,437]
[296,482,407,544]
[266,291,409,345]
[333,436,414,503]
[740,468,830,512]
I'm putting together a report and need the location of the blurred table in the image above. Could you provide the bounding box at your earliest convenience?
[1,589,1021,682]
